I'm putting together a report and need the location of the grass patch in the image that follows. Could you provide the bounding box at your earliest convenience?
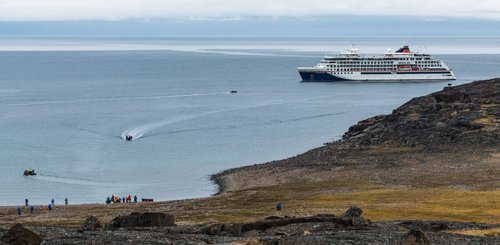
[1,183,498,227]
[449,228,500,237]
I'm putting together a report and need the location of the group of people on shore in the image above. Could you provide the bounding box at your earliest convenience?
[106,194,138,204]
[17,198,68,215]
[17,195,147,215]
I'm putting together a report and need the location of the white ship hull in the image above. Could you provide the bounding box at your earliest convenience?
[345,72,455,81]
[298,68,456,82]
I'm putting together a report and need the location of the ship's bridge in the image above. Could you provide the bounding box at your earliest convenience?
[340,46,360,58]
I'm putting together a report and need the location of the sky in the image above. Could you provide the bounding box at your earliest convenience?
[0,0,500,36]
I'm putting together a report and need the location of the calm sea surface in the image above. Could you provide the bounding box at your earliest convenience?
[0,37,499,205]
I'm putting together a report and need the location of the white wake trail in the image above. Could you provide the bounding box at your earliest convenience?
[34,174,149,187]
[121,110,227,140]
[121,95,336,141]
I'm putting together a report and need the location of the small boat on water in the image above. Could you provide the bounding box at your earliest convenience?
[125,135,133,141]
[23,169,36,176]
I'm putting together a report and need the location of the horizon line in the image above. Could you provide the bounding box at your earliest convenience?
[1,35,500,38]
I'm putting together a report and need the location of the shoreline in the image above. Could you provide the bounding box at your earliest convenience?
[1,78,499,229]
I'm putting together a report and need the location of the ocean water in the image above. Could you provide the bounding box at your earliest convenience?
[0,37,499,205]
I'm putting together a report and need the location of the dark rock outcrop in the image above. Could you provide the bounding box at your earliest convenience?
[81,216,103,231]
[1,224,42,245]
[106,212,175,229]
[205,212,371,236]
[342,206,363,218]
[400,229,430,245]
[342,79,500,148]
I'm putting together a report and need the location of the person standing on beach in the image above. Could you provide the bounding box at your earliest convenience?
[51,198,55,206]
[65,198,68,205]
[17,207,21,215]
[48,204,52,211]
[25,199,29,206]
[134,195,138,203]
[276,202,282,211]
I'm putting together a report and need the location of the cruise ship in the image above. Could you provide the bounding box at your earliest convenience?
[298,46,455,81]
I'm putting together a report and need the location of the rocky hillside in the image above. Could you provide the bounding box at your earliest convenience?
[212,79,500,193]
[341,78,500,148]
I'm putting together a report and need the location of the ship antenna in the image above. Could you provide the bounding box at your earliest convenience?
[416,46,427,54]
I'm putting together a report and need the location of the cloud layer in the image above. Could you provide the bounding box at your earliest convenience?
[0,0,499,21]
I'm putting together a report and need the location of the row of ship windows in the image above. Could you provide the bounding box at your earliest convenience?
[327,61,439,65]
[326,57,432,61]
[327,65,441,67]
[326,65,441,69]
[399,58,429,61]
[329,69,436,71]
[331,69,390,71]
[328,67,441,71]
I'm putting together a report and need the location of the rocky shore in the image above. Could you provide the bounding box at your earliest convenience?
[1,78,499,244]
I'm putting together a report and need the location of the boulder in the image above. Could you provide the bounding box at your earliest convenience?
[106,212,175,229]
[204,224,224,235]
[81,216,103,231]
[1,224,42,245]
[342,206,363,218]
[400,229,430,245]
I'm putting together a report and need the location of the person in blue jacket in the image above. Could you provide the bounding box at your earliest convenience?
[276,202,282,211]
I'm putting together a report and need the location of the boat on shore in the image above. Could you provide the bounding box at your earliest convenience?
[298,46,456,82]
